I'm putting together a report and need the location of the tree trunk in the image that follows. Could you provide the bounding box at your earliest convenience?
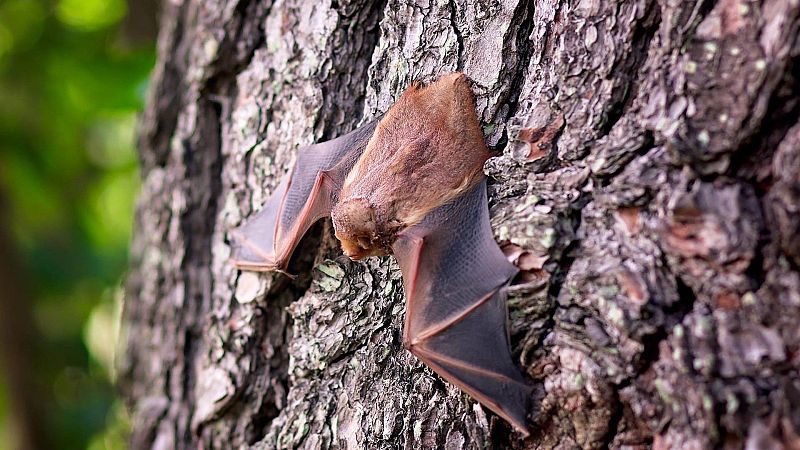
[121,0,800,448]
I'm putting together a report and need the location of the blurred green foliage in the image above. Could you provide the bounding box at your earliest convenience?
[0,0,154,448]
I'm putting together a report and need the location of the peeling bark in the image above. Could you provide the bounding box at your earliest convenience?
[122,0,800,448]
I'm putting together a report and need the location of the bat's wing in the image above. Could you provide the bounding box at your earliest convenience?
[231,120,377,272]
[392,178,531,436]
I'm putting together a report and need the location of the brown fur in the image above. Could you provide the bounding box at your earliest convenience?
[331,73,490,258]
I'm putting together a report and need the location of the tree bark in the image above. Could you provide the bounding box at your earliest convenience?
[121,0,800,448]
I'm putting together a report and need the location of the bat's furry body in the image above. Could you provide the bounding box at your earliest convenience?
[334,73,490,259]
[231,73,531,436]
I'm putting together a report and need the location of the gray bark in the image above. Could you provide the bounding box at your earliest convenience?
[121,0,800,448]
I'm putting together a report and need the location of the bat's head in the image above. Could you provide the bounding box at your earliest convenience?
[331,197,395,260]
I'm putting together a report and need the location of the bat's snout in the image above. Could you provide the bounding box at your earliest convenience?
[337,232,386,260]
[342,245,368,260]
[338,234,366,260]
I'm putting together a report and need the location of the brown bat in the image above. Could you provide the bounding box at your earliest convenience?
[230,73,531,436]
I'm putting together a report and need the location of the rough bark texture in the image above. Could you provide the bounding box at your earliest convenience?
[122,0,800,448]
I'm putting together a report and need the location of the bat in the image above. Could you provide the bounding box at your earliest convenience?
[230,73,531,436]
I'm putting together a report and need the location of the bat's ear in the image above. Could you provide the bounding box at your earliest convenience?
[437,72,468,84]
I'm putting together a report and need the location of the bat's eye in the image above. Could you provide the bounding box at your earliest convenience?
[357,236,371,249]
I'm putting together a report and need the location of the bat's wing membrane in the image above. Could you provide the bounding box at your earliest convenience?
[231,120,377,272]
[392,178,531,436]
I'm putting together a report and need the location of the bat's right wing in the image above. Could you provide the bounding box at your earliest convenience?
[231,120,377,272]
[392,177,531,436]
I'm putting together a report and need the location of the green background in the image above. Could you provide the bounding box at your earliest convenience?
[0,0,155,448]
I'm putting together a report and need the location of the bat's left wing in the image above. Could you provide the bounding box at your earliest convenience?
[231,120,377,272]
[392,177,531,436]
